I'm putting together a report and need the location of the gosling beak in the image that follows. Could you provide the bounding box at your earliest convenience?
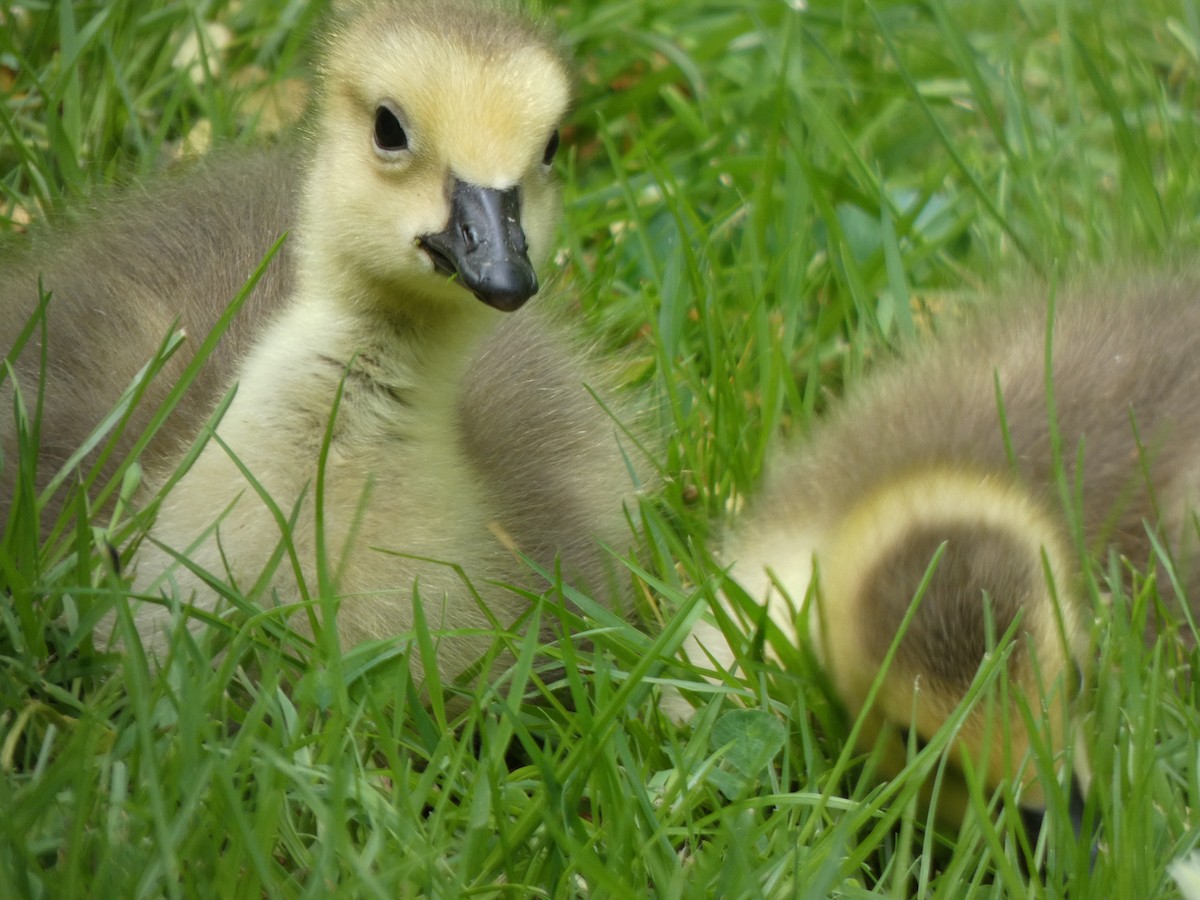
[418,180,539,312]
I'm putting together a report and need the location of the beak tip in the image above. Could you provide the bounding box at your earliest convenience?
[473,264,538,311]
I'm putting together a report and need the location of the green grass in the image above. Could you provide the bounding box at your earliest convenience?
[3,0,1200,896]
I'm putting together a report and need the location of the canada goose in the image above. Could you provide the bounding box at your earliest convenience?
[1,0,643,684]
[676,273,1200,827]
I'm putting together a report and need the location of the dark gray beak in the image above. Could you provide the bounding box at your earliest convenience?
[418,180,539,312]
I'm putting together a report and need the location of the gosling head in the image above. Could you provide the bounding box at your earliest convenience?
[302,0,571,314]
[816,470,1088,830]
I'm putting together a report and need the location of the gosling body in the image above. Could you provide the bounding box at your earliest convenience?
[680,274,1200,821]
[0,151,296,527]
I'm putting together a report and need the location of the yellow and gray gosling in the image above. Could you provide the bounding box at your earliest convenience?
[675,274,1200,828]
[0,0,642,685]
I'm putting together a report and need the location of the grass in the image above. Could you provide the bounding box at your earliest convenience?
[2,0,1200,895]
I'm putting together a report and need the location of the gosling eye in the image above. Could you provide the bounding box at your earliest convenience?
[542,128,560,166]
[374,104,409,156]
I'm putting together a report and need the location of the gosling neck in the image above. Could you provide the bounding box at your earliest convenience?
[300,262,505,421]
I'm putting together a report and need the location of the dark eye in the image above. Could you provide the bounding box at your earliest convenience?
[374,105,408,153]
[542,129,560,166]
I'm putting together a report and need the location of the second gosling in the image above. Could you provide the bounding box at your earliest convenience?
[676,273,1200,827]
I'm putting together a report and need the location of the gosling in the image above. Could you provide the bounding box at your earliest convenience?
[676,273,1200,828]
[0,0,643,686]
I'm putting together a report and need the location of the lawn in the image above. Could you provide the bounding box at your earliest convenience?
[2,0,1199,896]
